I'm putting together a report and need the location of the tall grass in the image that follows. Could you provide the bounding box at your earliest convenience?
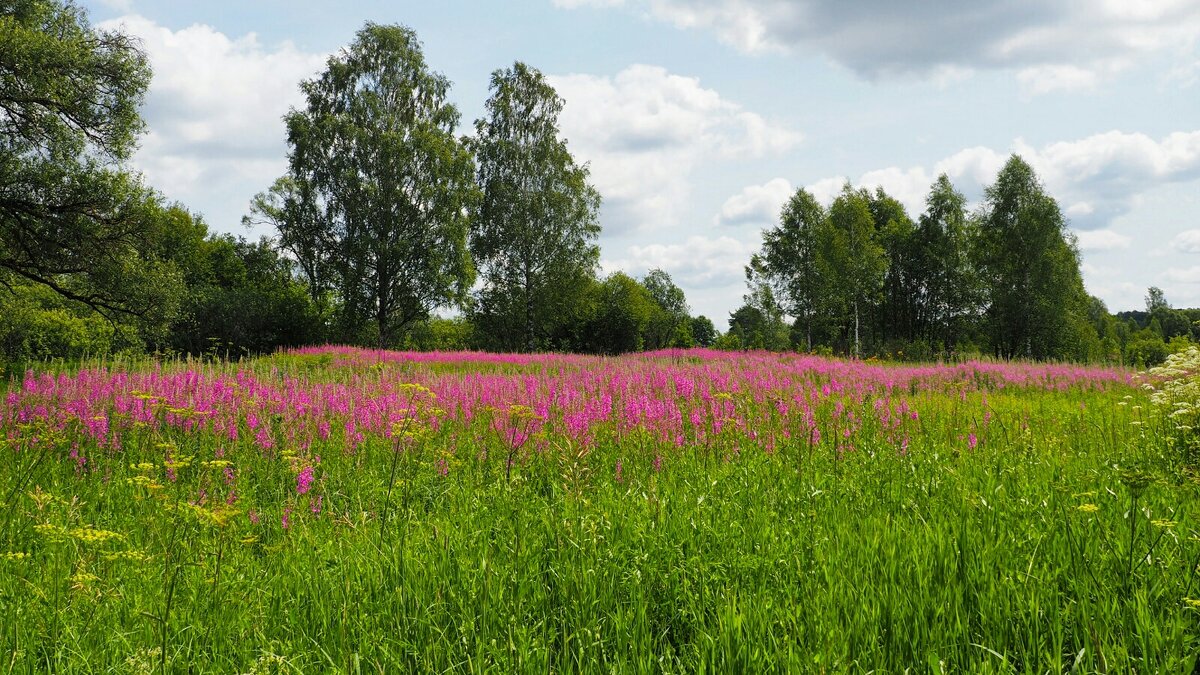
[0,348,1196,672]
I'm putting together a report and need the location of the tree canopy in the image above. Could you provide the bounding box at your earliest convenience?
[468,62,600,352]
[283,23,477,348]
[0,0,181,325]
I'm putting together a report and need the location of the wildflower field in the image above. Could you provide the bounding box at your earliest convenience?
[2,346,1199,673]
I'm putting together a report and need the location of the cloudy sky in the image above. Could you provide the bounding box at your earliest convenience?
[86,0,1200,323]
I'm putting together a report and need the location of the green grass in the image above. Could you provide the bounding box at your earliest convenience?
[1,359,1198,673]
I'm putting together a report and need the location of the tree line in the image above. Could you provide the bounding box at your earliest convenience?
[0,2,1185,366]
[0,6,716,364]
[728,165,1191,366]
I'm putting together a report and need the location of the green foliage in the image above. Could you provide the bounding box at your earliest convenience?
[283,23,477,348]
[583,272,654,354]
[727,300,789,351]
[402,317,474,351]
[0,0,183,325]
[468,62,601,353]
[641,268,691,349]
[0,281,139,368]
[169,234,327,357]
[749,188,826,351]
[913,174,979,349]
[976,156,1093,360]
[690,315,717,348]
[823,184,887,356]
[244,176,328,303]
[1126,330,1170,366]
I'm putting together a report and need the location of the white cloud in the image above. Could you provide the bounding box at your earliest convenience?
[1073,229,1131,252]
[550,65,801,233]
[1165,266,1200,284]
[97,15,328,230]
[558,0,1200,91]
[602,234,758,289]
[805,176,848,206]
[1015,65,1100,95]
[1171,230,1200,253]
[715,178,792,226]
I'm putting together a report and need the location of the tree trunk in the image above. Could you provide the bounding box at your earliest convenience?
[524,270,535,353]
[854,298,860,358]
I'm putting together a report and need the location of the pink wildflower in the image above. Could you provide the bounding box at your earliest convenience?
[296,465,314,495]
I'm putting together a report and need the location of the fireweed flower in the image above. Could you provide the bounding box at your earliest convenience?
[296,466,314,495]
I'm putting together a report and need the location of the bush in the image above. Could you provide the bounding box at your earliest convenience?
[0,283,140,367]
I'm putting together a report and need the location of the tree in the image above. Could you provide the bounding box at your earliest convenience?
[975,155,1090,359]
[823,184,886,357]
[729,281,789,351]
[169,232,326,356]
[1146,287,1168,314]
[0,0,181,325]
[642,268,691,349]
[690,315,717,348]
[468,62,601,352]
[584,272,654,354]
[748,188,827,350]
[869,187,918,348]
[914,174,978,350]
[727,302,789,351]
[244,175,328,304]
[283,23,477,348]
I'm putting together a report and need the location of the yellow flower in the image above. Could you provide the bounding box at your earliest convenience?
[1076,504,1100,513]
[1,552,29,561]
[69,571,100,588]
[1186,598,1200,609]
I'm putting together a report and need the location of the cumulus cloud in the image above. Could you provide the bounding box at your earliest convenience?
[802,130,1200,228]
[715,178,793,226]
[550,65,801,233]
[1172,230,1200,253]
[602,234,758,289]
[97,15,328,230]
[1165,266,1200,284]
[1073,229,1132,252]
[557,0,1200,92]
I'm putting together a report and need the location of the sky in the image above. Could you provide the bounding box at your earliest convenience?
[84,0,1200,324]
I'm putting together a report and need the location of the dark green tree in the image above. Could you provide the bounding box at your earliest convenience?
[169,232,325,356]
[283,23,477,348]
[690,315,717,348]
[975,156,1090,359]
[468,62,601,352]
[869,187,918,349]
[0,0,181,326]
[642,268,691,349]
[583,272,654,354]
[823,184,886,357]
[748,188,827,351]
[914,174,978,350]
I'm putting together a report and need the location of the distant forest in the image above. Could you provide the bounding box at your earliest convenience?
[0,2,1185,367]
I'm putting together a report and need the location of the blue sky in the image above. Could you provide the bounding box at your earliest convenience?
[86,0,1200,322]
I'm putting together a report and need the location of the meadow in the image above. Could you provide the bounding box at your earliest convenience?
[1,346,1198,673]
